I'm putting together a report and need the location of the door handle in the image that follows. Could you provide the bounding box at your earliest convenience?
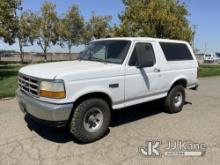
[154,68,161,72]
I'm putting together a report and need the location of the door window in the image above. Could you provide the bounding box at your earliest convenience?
[129,43,156,66]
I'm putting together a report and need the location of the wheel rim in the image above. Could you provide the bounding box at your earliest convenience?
[173,91,183,107]
[83,107,104,132]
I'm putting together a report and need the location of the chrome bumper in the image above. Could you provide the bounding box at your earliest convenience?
[16,89,73,123]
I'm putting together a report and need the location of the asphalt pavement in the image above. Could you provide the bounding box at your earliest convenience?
[0,76,220,165]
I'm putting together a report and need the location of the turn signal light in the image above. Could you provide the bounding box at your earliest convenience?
[40,90,65,99]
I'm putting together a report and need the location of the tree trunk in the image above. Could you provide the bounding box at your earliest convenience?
[18,39,24,63]
[68,41,72,60]
[43,48,47,62]
[42,40,48,62]
[43,42,48,62]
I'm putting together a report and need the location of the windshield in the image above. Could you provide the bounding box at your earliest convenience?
[79,40,131,64]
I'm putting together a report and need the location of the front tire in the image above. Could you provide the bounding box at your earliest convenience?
[70,98,111,143]
[164,85,185,113]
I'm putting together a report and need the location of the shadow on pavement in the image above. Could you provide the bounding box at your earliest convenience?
[24,100,167,144]
[110,100,163,127]
[25,115,73,143]
[25,114,110,144]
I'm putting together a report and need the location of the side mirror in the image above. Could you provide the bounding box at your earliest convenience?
[136,52,154,68]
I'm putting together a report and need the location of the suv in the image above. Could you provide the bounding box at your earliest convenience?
[16,37,198,142]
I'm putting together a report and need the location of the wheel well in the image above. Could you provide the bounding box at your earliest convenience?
[170,79,187,90]
[67,92,113,126]
[73,92,112,109]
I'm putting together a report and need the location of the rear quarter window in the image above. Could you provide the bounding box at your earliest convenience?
[159,42,193,61]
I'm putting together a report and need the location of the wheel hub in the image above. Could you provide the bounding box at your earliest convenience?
[173,92,183,107]
[83,108,104,132]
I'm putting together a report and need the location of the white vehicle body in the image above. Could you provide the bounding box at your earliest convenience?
[16,37,198,129]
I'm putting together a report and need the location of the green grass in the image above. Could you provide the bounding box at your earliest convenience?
[0,64,220,98]
[0,65,23,98]
[199,64,220,77]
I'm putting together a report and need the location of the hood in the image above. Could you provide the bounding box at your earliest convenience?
[19,60,122,80]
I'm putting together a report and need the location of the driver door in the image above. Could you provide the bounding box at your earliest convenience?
[124,41,161,105]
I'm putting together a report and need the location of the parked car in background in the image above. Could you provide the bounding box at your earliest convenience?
[203,54,215,63]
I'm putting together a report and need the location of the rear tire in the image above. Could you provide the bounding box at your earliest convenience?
[164,85,185,113]
[70,98,111,143]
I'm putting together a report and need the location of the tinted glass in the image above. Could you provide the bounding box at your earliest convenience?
[80,40,131,64]
[160,42,193,61]
[216,53,220,58]
[129,43,156,66]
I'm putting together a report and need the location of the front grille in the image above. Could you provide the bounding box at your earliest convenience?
[18,73,39,97]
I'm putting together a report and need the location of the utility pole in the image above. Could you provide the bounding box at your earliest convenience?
[204,42,207,55]
[192,24,197,51]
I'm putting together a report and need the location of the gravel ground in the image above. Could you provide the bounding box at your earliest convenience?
[0,76,220,165]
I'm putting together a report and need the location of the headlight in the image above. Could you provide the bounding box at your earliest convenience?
[39,80,65,99]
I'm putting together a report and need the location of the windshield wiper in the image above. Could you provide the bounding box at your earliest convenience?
[90,57,106,63]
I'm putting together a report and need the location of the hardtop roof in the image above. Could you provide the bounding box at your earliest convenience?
[95,37,189,44]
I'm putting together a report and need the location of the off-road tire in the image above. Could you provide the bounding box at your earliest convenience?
[70,98,111,143]
[164,85,185,113]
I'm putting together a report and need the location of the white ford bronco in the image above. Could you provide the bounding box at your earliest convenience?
[16,37,198,142]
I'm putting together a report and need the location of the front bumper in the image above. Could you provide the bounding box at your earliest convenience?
[189,83,199,90]
[16,89,73,127]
